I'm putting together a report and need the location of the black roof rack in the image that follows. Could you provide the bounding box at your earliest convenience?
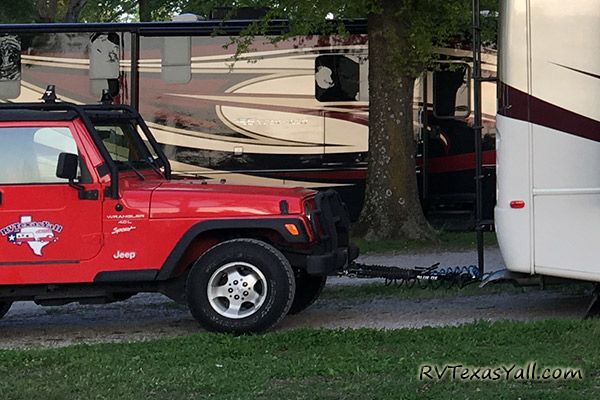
[0,109,77,122]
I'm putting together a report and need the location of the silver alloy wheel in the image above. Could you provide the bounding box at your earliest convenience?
[207,261,268,319]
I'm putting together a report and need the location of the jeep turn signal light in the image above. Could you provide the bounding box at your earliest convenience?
[284,223,300,236]
[510,200,526,209]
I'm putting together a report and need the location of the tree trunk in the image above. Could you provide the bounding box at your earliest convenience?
[36,0,59,23]
[63,0,87,22]
[353,0,436,241]
[138,0,152,21]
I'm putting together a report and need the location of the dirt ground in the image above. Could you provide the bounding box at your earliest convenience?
[0,248,592,349]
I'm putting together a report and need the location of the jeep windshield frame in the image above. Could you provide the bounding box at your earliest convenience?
[83,105,171,180]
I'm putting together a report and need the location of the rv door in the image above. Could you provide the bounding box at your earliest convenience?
[432,62,471,119]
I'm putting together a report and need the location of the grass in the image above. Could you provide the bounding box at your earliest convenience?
[353,231,498,254]
[321,282,593,301]
[0,320,598,399]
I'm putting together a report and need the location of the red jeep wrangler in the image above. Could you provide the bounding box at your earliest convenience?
[0,100,356,333]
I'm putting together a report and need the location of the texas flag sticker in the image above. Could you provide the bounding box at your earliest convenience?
[1,216,63,257]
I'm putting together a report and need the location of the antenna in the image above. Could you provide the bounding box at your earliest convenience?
[41,85,57,103]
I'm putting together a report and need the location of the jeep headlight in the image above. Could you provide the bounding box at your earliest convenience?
[303,198,321,237]
[304,202,312,221]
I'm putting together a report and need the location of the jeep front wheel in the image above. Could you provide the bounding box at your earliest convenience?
[186,239,295,334]
[0,302,12,319]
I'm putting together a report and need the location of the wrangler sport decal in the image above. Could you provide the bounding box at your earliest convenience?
[1,216,63,256]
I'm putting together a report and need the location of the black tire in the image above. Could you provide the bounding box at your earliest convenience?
[0,302,12,319]
[186,238,295,334]
[288,270,326,315]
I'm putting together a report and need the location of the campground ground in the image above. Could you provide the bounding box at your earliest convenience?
[1,238,598,398]
[0,242,593,349]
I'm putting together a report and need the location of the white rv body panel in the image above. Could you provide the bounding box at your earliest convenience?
[529,0,600,122]
[497,0,600,281]
[498,0,529,94]
[495,115,532,274]
[532,125,600,279]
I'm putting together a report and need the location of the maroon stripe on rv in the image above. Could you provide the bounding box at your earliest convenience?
[498,83,600,143]
[416,150,496,174]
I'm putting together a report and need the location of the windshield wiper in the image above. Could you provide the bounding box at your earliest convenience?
[116,160,145,181]
[141,157,164,178]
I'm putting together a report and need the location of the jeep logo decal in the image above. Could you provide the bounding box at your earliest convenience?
[113,251,136,260]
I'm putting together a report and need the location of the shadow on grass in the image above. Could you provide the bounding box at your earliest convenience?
[353,231,498,254]
[321,281,593,301]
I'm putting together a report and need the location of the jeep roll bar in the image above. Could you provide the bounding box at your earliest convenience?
[0,102,171,198]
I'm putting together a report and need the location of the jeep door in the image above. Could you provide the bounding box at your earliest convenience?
[0,121,103,272]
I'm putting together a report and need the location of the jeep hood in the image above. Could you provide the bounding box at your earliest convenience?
[149,181,315,219]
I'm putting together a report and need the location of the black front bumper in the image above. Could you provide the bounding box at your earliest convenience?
[305,243,359,275]
[288,190,359,276]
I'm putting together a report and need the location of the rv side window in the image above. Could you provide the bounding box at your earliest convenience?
[432,64,471,119]
[315,55,360,102]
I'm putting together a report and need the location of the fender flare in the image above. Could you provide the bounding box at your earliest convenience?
[156,218,309,280]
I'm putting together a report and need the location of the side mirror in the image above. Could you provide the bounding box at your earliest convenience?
[162,36,192,84]
[56,153,79,181]
[89,33,121,97]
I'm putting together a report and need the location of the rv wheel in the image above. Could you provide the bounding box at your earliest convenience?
[186,239,295,334]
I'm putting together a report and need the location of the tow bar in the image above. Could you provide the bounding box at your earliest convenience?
[342,262,482,289]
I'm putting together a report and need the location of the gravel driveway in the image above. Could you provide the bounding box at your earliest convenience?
[0,248,591,349]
